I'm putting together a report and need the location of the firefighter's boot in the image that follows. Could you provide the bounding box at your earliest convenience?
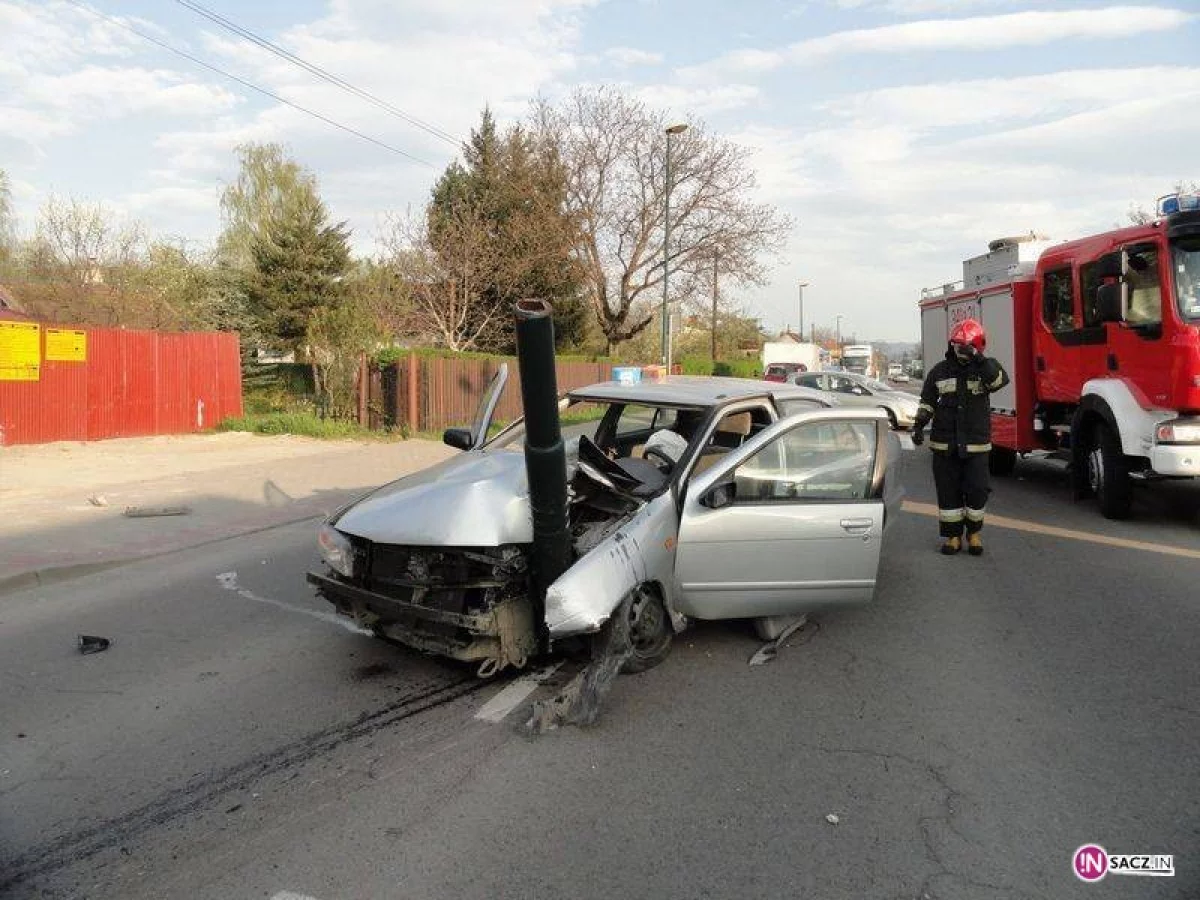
[967,533,984,556]
[940,536,961,555]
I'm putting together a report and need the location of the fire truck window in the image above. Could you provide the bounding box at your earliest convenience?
[1042,268,1075,332]
[1080,261,1105,327]
[1125,247,1162,327]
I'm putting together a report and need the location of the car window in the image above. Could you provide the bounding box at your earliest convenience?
[776,398,825,417]
[766,365,784,377]
[614,404,663,436]
[795,373,820,389]
[829,375,859,394]
[730,420,877,502]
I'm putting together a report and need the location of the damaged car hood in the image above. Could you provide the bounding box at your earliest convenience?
[334,448,538,546]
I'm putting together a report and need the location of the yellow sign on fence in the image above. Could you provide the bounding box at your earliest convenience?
[46,328,87,362]
[0,321,41,381]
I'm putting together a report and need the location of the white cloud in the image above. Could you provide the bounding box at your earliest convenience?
[828,66,1200,130]
[683,6,1194,82]
[831,0,1025,13]
[604,46,665,67]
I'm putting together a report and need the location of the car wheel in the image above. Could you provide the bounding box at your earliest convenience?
[621,584,673,673]
[988,446,1018,477]
[879,407,898,430]
[1087,423,1133,519]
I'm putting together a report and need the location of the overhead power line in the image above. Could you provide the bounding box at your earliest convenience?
[173,0,461,147]
[62,0,434,167]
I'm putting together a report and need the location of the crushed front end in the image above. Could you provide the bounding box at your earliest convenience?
[308,540,537,677]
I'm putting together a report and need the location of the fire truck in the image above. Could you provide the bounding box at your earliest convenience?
[919,193,1200,519]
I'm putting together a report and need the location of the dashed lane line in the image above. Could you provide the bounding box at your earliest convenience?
[474,662,564,723]
[901,500,1200,561]
[216,571,371,635]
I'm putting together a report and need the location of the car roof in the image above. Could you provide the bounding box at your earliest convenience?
[569,375,831,408]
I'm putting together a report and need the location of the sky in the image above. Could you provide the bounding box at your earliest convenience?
[1,0,1197,342]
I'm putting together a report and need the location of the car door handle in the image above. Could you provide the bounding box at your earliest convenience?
[840,518,874,533]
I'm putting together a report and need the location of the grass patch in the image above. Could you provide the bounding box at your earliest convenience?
[217,412,394,440]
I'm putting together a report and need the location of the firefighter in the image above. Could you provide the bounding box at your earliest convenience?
[910,319,1010,555]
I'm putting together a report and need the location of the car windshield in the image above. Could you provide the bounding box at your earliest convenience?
[1172,237,1200,320]
[862,378,893,393]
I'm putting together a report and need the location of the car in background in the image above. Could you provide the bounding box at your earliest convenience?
[793,370,920,430]
[763,361,807,382]
[309,368,903,677]
[887,363,910,384]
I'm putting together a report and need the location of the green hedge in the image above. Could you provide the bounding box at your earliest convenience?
[677,355,761,378]
[217,412,388,439]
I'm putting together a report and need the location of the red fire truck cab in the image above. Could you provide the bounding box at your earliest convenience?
[919,194,1200,519]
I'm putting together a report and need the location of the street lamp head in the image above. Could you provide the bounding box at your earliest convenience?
[665,123,688,135]
[799,281,809,288]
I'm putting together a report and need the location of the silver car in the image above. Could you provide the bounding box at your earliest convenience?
[310,366,904,678]
[793,370,920,429]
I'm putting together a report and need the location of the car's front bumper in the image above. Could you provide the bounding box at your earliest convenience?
[307,570,536,669]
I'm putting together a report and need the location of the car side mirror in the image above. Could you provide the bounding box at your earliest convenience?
[443,427,474,451]
[1095,282,1126,323]
[702,476,736,509]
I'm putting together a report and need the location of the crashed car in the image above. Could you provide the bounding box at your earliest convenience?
[309,302,903,678]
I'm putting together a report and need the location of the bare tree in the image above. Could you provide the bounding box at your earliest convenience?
[0,169,14,248]
[534,87,791,352]
[380,205,512,352]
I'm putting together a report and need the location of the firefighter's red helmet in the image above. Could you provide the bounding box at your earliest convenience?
[950,318,986,352]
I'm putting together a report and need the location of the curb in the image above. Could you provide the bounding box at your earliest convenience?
[0,510,331,598]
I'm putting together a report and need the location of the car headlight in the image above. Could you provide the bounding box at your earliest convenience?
[1156,420,1200,443]
[317,523,355,577]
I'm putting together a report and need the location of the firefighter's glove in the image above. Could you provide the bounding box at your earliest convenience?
[911,428,924,446]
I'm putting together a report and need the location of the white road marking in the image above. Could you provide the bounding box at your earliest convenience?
[215,571,370,635]
[474,662,564,723]
[271,893,323,900]
[897,433,915,450]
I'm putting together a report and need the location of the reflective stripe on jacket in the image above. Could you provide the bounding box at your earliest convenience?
[915,352,1009,453]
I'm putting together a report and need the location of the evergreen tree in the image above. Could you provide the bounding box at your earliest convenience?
[426,109,586,353]
[246,193,351,348]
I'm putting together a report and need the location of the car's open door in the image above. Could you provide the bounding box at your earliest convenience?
[674,408,889,620]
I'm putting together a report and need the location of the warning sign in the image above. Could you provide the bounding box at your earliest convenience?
[46,328,87,362]
[0,321,40,381]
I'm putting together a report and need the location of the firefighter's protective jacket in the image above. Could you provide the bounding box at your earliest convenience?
[915,351,1010,453]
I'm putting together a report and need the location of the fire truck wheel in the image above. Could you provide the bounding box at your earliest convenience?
[1087,423,1133,520]
[988,447,1017,477]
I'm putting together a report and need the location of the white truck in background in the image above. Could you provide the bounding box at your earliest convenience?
[761,341,821,381]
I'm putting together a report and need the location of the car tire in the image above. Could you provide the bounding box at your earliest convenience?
[1087,423,1133,520]
[621,584,673,674]
[988,446,1018,477]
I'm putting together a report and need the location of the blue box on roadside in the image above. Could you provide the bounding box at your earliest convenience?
[613,366,642,384]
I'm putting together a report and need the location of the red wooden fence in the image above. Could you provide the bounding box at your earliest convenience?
[367,354,613,433]
[0,323,242,446]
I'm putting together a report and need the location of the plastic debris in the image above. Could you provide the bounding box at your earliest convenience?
[123,505,191,518]
[87,494,109,507]
[749,616,809,666]
[78,635,111,654]
[825,813,840,825]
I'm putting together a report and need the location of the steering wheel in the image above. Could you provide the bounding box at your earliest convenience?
[643,446,676,473]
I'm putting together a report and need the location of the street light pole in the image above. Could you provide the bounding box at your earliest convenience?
[836,315,843,358]
[798,281,808,338]
[662,122,688,370]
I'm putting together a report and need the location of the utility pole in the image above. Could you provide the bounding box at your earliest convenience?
[798,281,808,338]
[711,252,719,364]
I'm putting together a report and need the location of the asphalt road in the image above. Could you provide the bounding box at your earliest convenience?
[2,447,1197,900]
